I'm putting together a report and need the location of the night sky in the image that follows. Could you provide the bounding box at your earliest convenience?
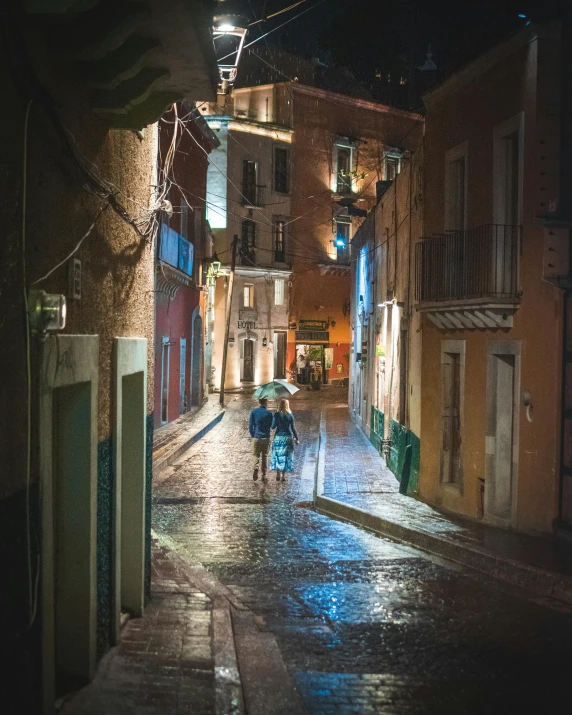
[243,0,561,95]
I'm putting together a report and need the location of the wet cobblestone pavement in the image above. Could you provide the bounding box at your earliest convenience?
[61,540,214,715]
[153,390,572,714]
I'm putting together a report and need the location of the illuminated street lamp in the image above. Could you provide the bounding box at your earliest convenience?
[213,1,249,95]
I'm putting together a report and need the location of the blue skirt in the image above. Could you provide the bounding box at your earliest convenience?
[270,435,294,472]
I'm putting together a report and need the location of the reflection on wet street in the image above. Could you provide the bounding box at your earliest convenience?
[153,392,572,714]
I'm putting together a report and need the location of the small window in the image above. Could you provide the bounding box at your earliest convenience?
[274,279,285,306]
[274,218,286,262]
[385,156,401,181]
[334,221,350,263]
[243,284,254,308]
[242,160,260,206]
[336,144,353,194]
[274,146,290,194]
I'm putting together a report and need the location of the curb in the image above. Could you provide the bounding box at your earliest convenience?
[154,530,304,715]
[153,410,225,475]
[315,495,572,606]
[213,598,245,715]
[312,412,326,501]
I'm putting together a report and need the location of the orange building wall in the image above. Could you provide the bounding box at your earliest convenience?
[287,86,423,383]
[419,31,563,533]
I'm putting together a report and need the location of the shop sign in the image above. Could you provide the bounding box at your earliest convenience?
[376,345,386,357]
[295,331,330,341]
[298,319,328,331]
[238,320,258,330]
[239,309,258,321]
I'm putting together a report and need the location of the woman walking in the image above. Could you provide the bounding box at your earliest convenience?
[270,398,299,481]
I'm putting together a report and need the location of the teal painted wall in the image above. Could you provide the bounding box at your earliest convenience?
[368,407,420,496]
[97,412,153,658]
[369,405,384,451]
[145,412,153,602]
[97,437,113,658]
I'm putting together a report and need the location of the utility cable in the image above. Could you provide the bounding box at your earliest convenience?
[249,0,311,25]
[31,204,109,286]
[22,97,39,630]
[216,0,327,64]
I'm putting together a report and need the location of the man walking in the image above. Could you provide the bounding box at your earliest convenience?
[249,398,273,482]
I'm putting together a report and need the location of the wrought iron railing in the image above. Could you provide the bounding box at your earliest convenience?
[415,224,520,303]
[241,184,265,207]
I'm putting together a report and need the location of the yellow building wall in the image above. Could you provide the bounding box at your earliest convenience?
[419,32,562,533]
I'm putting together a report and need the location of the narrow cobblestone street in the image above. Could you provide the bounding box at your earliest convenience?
[152,389,572,714]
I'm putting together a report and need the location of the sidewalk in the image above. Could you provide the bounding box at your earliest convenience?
[62,397,303,715]
[316,404,572,606]
[60,537,216,715]
[153,395,225,475]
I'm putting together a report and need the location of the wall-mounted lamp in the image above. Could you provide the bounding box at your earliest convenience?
[28,290,66,337]
[262,336,268,347]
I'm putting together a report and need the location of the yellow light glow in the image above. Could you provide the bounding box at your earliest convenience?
[229,120,293,144]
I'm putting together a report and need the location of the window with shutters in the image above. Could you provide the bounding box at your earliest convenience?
[274,146,290,194]
[274,279,285,306]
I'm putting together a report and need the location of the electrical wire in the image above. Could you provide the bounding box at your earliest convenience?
[32,205,109,286]
[22,97,39,630]
[216,0,328,64]
[249,0,311,25]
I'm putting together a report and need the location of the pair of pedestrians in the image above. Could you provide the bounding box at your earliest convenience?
[249,397,299,482]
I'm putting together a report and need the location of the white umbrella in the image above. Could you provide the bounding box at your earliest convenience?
[253,379,300,400]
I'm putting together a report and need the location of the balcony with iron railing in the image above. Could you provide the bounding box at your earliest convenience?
[415,224,521,330]
[241,184,265,207]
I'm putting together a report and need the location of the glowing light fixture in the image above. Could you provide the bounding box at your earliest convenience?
[213,2,249,93]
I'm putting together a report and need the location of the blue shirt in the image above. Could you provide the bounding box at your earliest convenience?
[249,406,273,438]
[272,411,298,440]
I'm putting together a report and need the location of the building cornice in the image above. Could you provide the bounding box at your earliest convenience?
[228,118,293,143]
[423,22,560,110]
[290,83,424,121]
[220,265,293,277]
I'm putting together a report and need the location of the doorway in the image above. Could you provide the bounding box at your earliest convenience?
[296,343,325,385]
[274,331,287,379]
[52,381,93,697]
[40,335,99,714]
[485,344,519,525]
[179,338,187,414]
[440,340,465,488]
[112,337,148,644]
[243,338,255,382]
[160,337,170,424]
[191,311,202,406]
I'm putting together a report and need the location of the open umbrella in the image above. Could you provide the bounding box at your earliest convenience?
[253,379,300,400]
